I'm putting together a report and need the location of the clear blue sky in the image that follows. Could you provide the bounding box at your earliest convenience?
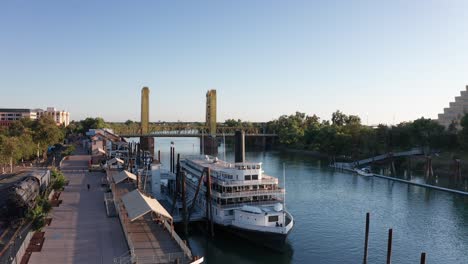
[1,1,468,124]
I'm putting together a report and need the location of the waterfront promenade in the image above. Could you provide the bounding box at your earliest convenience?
[29,148,128,264]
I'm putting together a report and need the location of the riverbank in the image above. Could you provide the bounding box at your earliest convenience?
[274,146,329,159]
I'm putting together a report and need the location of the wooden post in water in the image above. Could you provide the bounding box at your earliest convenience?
[391,160,396,176]
[169,146,173,173]
[182,171,188,236]
[158,150,161,162]
[420,252,426,264]
[176,154,181,196]
[172,149,176,174]
[454,159,461,184]
[425,156,434,179]
[386,228,393,264]
[363,212,370,264]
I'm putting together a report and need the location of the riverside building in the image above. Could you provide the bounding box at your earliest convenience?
[437,85,468,129]
[0,107,70,127]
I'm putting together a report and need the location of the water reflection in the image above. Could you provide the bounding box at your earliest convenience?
[133,138,468,264]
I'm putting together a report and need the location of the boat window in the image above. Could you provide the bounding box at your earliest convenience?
[268,215,279,222]
[252,175,258,180]
[245,175,251,181]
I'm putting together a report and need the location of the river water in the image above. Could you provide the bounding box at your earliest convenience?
[150,138,468,264]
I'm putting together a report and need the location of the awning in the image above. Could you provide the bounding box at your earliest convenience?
[121,189,173,221]
[113,170,137,184]
[108,157,124,165]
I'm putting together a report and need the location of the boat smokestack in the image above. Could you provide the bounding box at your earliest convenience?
[234,130,245,163]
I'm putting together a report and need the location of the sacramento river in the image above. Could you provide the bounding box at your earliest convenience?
[151,138,468,264]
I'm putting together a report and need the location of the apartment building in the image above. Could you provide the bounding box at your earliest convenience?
[0,107,70,127]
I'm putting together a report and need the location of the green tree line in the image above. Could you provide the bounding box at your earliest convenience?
[0,116,65,168]
[266,111,459,160]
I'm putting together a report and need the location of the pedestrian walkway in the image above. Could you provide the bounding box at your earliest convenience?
[29,154,128,264]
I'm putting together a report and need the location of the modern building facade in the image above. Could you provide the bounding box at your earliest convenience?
[0,107,70,127]
[437,85,468,129]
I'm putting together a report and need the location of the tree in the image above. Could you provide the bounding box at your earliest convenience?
[0,135,22,170]
[80,117,107,133]
[331,110,348,126]
[32,116,64,158]
[275,112,307,145]
[459,114,468,149]
[346,115,361,126]
[224,119,242,127]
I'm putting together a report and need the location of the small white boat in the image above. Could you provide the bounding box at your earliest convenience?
[355,167,373,177]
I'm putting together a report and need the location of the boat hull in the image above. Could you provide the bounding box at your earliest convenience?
[219,224,289,251]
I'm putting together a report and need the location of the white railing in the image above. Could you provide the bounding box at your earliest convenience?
[132,252,187,264]
[163,221,193,259]
[220,199,282,209]
[213,177,278,186]
[213,189,285,198]
[113,251,132,264]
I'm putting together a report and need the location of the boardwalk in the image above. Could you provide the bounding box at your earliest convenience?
[30,152,128,264]
[109,174,192,263]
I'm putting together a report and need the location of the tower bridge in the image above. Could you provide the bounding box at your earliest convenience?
[114,87,278,155]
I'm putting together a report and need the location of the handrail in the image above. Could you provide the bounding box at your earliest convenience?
[219,199,282,209]
[163,221,193,259]
[213,189,285,198]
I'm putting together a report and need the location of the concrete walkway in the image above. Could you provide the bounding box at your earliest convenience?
[30,154,128,264]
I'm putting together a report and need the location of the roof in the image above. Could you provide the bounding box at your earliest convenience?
[0,169,49,189]
[95,129,121,142]
[113,170,136,184]
[108,158,124,164]
[121,189,172,221]
[0,108,32,113]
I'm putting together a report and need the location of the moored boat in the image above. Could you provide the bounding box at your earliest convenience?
[179,131,294,250]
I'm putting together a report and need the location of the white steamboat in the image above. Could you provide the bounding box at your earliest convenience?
[179,131,294,249]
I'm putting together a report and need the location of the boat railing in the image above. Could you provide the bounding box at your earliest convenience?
[214,189,285,198]
[283,211,294,234]
[213,177,278,186]
[231,210,294,235]
[219,199,282,209]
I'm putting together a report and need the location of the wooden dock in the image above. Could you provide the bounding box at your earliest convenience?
[108,170,197,264]
[372,173,468,196]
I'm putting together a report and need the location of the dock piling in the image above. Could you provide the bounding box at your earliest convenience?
[182,171,188,236]
[386,228,393,264]
[363,212,370,264]
[420,252,426,264]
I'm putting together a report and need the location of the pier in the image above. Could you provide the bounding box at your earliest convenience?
[331,148,424,170]
[107,168,202,264]
[372,173,468,196]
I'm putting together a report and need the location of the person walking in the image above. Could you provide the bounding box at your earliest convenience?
[87,183,90,191]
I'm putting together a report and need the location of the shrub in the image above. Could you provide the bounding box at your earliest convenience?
[62,145,75,157]
[51,168,66,190]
